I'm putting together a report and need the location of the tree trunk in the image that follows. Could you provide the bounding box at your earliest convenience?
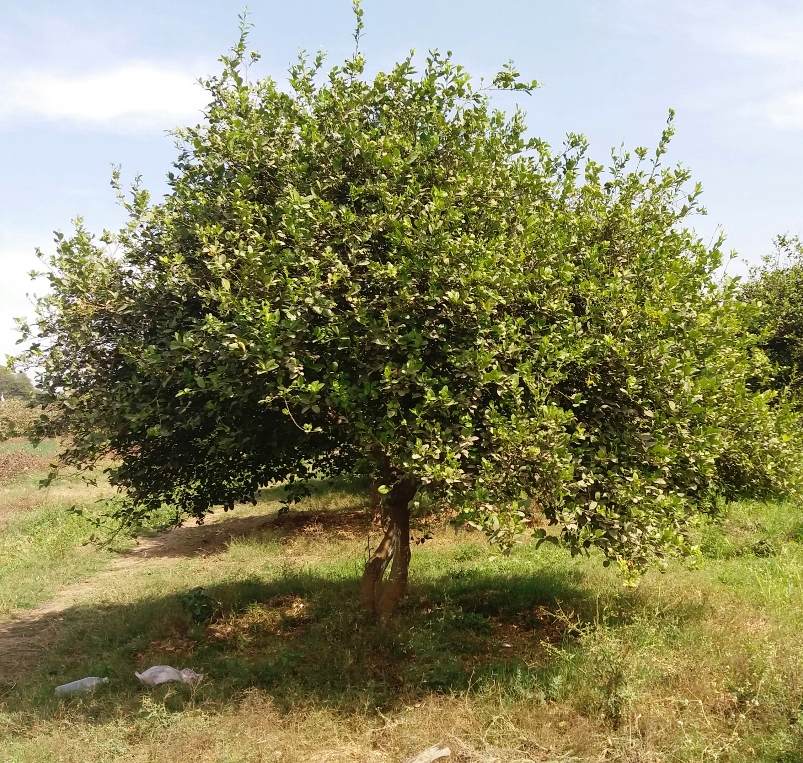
[360,476,417,622]
[360,520,395,612]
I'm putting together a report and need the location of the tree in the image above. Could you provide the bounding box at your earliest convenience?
[0,367,33,399]
[741,234,803,404]
[17,7,803,620]
[0,369,36,441]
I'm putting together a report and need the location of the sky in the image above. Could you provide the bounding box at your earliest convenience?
[0,0,802,361]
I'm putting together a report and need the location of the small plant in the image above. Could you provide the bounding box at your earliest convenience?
[178,587,216,625]
[750,538,779,558]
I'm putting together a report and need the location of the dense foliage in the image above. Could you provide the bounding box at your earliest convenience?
[741,234,803,404]
[17,9,803,612]
[0,399,39,442]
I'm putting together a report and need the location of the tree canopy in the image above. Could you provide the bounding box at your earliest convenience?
[18,8,803,618]
[741,234,803,405]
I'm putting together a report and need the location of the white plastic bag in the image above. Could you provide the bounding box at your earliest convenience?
[55,676,109,696]
[135,665,204,687]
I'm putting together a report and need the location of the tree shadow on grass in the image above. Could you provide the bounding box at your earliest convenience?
[0,557,709,726]
[127,477,373,560]
[128,508,372,560]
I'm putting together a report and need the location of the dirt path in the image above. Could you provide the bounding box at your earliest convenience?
[0,507,369,682]
[0,511,277,682]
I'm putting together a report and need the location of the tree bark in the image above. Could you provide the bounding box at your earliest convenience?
[360,476,417,621]
[360,520,395,612]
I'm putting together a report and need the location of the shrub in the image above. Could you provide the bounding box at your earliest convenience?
[0,398,38,442]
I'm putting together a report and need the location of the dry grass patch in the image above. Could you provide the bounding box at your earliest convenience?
[0,449,50,482]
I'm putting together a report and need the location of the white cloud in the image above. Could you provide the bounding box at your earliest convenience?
[621,0,803,131]
[726,27,803,64]
[721,16,803,130]
[766,90,803,129]
[0,62,209,130]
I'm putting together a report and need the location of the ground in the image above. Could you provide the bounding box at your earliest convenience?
[1,439,803,762]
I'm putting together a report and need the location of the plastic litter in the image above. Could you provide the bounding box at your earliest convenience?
[135,665,204,687]
[404,743,451,763]
[54,676,109,696]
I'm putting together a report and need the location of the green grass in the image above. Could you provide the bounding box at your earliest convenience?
[0,438,61,457]
[1,473,803,761]
[0,457,130,619]
[0,502,115,618]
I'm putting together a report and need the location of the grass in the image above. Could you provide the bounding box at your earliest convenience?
[0,438,61,457]
[0,450,124,619]
[0,499,115,617]
[1,462,803,761]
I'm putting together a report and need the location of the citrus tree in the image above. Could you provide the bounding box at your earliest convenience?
[741,234,803,404]
[18,7,803,620]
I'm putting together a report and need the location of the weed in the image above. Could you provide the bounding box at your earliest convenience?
[178,587,216,626]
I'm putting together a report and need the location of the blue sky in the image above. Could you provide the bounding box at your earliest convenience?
[1,0,802,360]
